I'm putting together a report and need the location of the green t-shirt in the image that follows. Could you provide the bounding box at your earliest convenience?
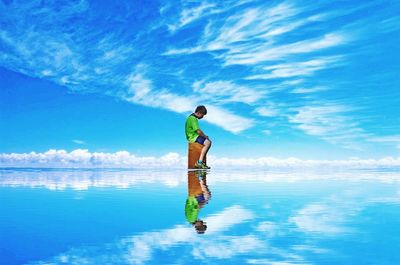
[185,114,200,143]
[185,196,199,224]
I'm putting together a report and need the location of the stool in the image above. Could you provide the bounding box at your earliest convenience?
[188,142,206,169]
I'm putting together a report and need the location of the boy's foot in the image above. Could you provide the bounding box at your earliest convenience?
[195,161,210,169]
[196,170,207,178]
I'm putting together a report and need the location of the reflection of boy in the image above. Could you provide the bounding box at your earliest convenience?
[185,171,211,234]
[185,105,212,169]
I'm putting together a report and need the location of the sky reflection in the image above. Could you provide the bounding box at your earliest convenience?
[0,169,399,265]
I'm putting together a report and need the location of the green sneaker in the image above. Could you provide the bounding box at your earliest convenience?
[195,161,209,169]
[196,170,207,178]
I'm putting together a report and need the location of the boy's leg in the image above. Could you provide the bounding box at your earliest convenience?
[204,139,212,158]
[199,139,212,162]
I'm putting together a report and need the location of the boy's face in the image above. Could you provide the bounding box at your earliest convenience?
[194,220,207,233]
[196,112,206,119]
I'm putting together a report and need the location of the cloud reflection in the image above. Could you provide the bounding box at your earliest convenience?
[12,169,400,265]
[1,168,399,190]
[28,205,257,265]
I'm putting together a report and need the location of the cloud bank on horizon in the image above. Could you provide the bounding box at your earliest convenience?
[0,0,399,158]
[1,149,399,169]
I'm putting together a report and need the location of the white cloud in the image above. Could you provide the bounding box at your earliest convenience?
[193,80,264,104]
[1,149,400,169]
[161,2,366,149]
[291,86,330,94]
[379,16,400,33]
[204,105,255,134]
[247,56,342,80]
[256,221,278,237]
[72,139,86,145]
[165,2,341,62]
[367,135,400,143]
[167,2,216,32]
[262,129,272,135]
[291,245,329,254]
[225,33,347,65]
[289,203,352,234]
[0,149,186,169]
[4,2,263,139]
[207,2,302,47]
[287,102,368,148]
[123,67,255,134]
[165,2,348,66]
[124,68,195,113]
[255,106,279,117]
[247,260,311,265]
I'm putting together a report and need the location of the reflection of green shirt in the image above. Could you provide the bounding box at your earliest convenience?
[185,196,199,223]
[185,114,200,143]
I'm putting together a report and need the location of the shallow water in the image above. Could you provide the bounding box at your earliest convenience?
[1,168,400,265]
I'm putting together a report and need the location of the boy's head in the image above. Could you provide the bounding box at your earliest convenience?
[194,220,207,234]
[195,105,207,119]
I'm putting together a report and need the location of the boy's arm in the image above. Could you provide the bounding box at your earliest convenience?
[196,129,209,139]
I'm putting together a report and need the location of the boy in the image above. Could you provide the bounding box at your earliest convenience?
[185,105,212,169]
[185,171,210,234]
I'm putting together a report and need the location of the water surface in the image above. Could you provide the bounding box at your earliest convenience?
[1,168,399,265]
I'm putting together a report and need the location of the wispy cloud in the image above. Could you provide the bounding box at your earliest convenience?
[124,67,195,113]
[162,1,363,146]
[0,1,257,135]
[247,56,343,80]
[289,202,355,234]
[378,16,400,33]
[262,129,272,135]
[254,105,279,117]
[247,259,311,265]
[167,2,216,32]
[123,66,255,133]
[290,86,330,94]
[223,32,347,66]
[205,105,255,133]
[165,1,348,66]
[72,139,86,145]
[193,80,264,104]
[287,102,369,148]
[367,135,400,143]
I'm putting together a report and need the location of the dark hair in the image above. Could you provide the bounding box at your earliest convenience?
[195,105,207,115]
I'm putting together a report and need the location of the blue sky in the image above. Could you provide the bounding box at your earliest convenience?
[1,0,400,161]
